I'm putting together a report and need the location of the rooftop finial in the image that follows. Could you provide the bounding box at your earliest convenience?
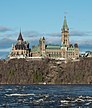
[20,28,21,33]
[64,16,66,19]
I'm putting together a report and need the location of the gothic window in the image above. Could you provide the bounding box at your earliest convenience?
[17,52,19,55]
[21,52,23,55]
[64,35,67,37]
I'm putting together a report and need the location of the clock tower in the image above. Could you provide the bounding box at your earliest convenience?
[61,16,69,47]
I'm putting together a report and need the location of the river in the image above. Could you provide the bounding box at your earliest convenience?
[0,84,92,107]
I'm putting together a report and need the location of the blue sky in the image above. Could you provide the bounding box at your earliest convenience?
[0,0,92,58]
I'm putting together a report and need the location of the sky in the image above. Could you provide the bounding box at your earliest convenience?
[0,0,92,58]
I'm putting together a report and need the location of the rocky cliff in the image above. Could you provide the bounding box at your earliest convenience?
[0,58,92,84]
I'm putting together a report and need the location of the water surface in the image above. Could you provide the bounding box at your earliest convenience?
[0,84,92,107]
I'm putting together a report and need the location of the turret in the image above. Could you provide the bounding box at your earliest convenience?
[39,37,45,56]
[74,43,79,58]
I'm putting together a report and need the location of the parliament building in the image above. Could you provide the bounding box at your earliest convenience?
[9,17,79,60]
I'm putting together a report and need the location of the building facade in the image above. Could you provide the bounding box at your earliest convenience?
[9,31,30,59]
[9,17,79,60]
[31,16,79,60]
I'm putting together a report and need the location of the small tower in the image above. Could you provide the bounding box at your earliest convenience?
[39,37,45,56]
[74,43,79,58]
[61,16,69,47]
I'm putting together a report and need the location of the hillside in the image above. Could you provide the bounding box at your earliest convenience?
[0,58,92,84]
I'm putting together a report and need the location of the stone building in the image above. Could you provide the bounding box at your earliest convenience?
[9,16,79,60]
[31,16,79,60]
[9,31,30,59]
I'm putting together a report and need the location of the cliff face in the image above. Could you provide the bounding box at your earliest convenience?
[0,58,92,84]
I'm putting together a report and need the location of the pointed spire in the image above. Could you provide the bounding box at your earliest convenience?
[17,29,23,41]
[43,37,45,40]
[62,16,69,31]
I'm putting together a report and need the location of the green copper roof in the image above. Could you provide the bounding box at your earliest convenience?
[31,46,40,52]
[46,45,61,49]
[62,16,69,31]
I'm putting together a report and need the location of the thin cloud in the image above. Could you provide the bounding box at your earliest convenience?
[0,30,92,51]
[70,30,92,36]
[46,37,61,45]
[23,31,60,38]
[46,32,61,37]
[23,31,42,37]
[0,47,11,52]
[0,26,12,33]
[79,39,92,45]
[0,38,16,49]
